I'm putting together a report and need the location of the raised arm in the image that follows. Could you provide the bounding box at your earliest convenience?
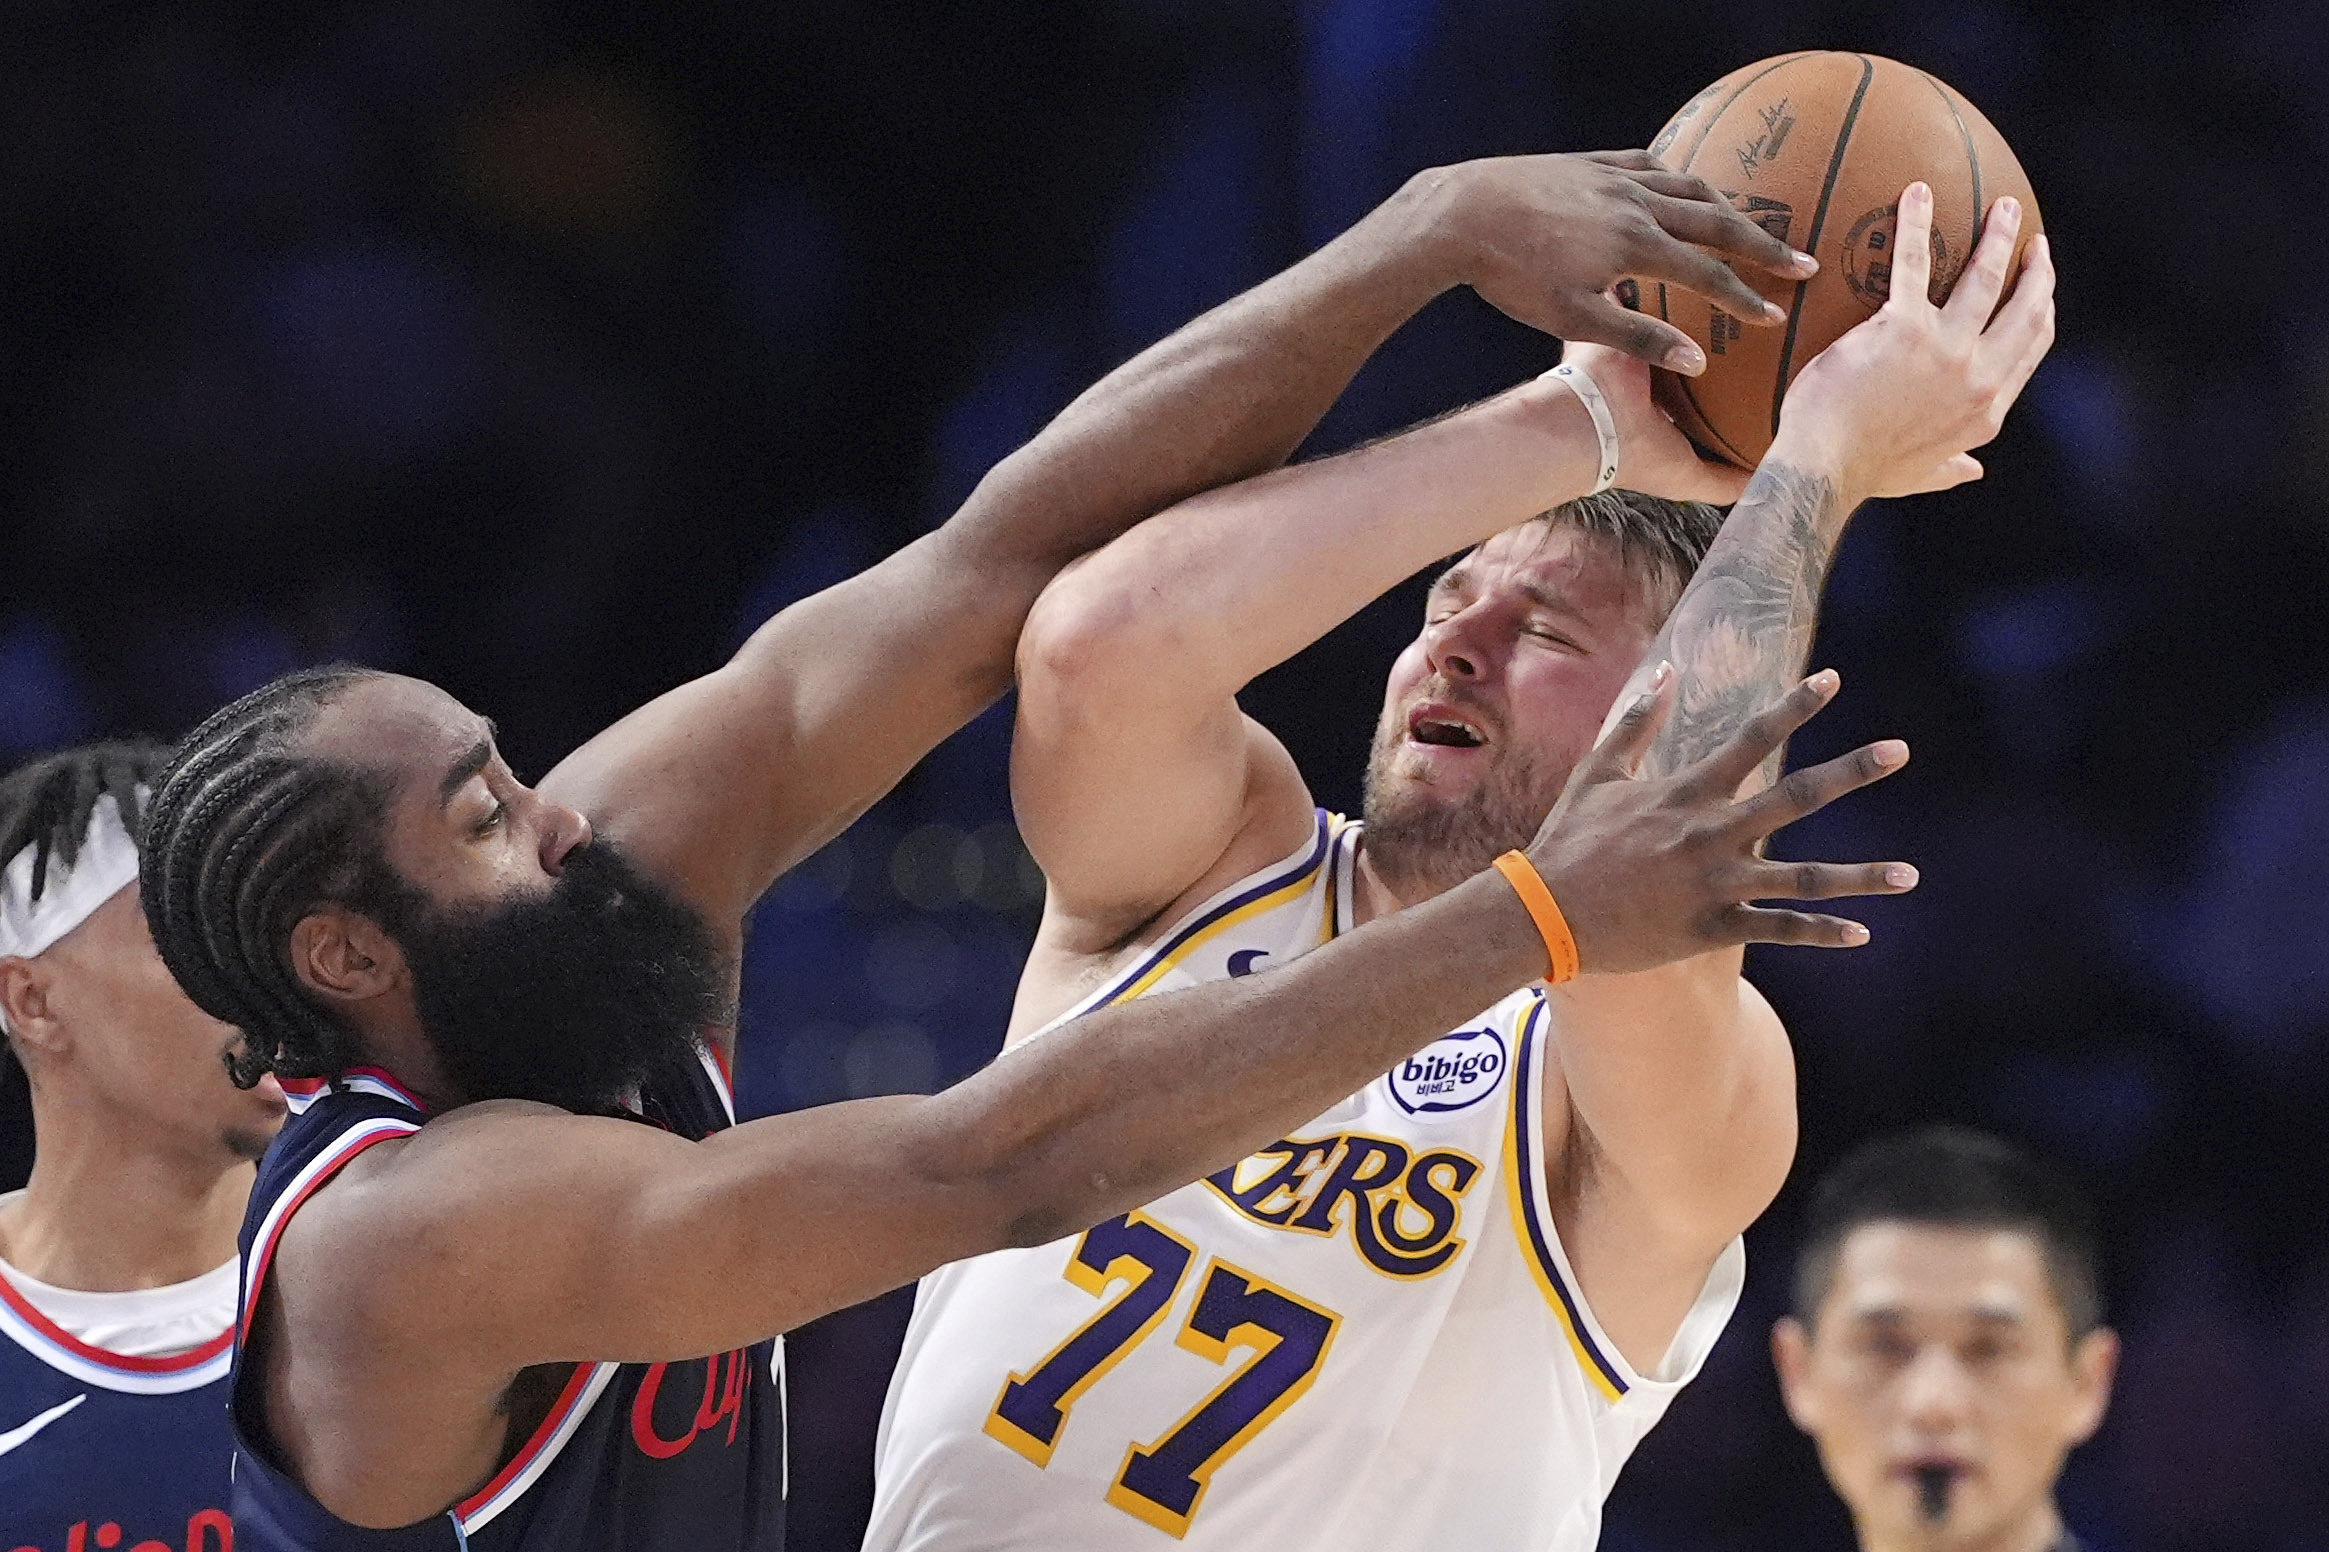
[532,153,1816,943]
[279,672,1910,1525]
[1011,346,1749,967]
[1542,187,2057,1371]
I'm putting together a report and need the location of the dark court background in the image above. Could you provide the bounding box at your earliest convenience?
[0,2,2322,1549]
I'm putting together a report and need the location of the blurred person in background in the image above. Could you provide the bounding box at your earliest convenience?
[137,151,1858,1551]
[1773,1126,2116,1552]
[0,743,288,1551]
[866,188,2050,1551]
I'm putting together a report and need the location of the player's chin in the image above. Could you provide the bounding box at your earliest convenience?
[223,1112,287,1161]
[1393,738,1493,785]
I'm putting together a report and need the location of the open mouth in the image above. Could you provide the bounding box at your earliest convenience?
[1407,705,1487,748]
[1894,1460,1969,1524]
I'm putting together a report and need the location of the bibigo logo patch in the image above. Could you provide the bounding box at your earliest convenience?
[1388,1028,1507,1116]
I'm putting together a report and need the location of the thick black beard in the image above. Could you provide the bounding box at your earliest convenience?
[1359,703,1556,900]
[387,841,731,1113]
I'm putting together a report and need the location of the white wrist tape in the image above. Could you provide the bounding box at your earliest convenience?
[1542,362,1620,495]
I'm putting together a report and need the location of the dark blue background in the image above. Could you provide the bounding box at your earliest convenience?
[1,3,2323,1548]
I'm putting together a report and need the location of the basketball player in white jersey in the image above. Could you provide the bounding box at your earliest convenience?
[868,184,2054,1549]
[0,742,288,1548]
[139,148,1893,1550]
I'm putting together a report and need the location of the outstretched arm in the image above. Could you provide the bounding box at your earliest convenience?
[1010,337,1748,986]
[1543,186,2058,1373]
[533,153,1815,952]
[273,675,1905,1526]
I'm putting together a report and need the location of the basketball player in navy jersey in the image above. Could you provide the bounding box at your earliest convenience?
[0,743,289,1552]
[130,152,1913,1551]
[862,186,2054,1550]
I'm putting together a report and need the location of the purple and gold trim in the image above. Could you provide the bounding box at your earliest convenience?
[1503,996,1631,1402]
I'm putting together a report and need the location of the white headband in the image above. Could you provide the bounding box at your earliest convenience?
[0,792,142,962]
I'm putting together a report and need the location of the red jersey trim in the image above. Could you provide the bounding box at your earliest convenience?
[238,1121,417,1345]
[0,1263,231,1376]
[453,1358,616,1528]
[279,1066,430,1115]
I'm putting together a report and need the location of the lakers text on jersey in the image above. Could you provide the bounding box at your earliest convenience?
[865,813,1744,1552]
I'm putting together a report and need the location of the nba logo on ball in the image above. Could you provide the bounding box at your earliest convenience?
[1389,1029,1507,1116]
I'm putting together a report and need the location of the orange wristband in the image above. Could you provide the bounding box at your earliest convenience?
[1492,851,1581,985]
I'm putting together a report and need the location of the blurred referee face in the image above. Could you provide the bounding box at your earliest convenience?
[1772,1222,2116,1551]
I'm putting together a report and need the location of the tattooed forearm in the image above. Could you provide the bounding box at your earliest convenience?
[1637,461,1846,780]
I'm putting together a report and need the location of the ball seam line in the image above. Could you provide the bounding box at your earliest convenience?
[1770,53,1878,438]
[1920,69,1983,301]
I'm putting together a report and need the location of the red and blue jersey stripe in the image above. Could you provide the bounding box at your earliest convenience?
[231,1046,784,1551]
[0,1263,235,1549]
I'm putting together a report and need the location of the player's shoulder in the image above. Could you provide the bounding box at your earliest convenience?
[1539,973,1776,1034]
[1040,715,1315,954]
[331,1098,626,1209]
[259,1097,675,1376]
[267,1099,579,1267]
[1735,975,1780,1019]
[1010,794,1336,1041]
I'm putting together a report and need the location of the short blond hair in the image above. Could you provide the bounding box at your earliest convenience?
[1535,489,1725,613]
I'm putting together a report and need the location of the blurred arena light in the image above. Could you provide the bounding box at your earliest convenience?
[456,63,680,239]
[841,1022,941,1099]
[866,920,961,1013]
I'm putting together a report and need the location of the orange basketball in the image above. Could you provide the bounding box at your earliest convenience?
[1617,52,2041,468]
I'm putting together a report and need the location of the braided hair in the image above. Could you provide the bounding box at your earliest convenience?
[0,740,174,1128]
[141,665,415,1089]
[0,740,170,906]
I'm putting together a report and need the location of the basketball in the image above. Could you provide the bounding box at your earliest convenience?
[1619,52,2042,468]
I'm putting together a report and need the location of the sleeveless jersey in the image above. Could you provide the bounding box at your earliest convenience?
[866,813,1743,1552]
[0,1262,234,1552]
[232,1051,788,1552]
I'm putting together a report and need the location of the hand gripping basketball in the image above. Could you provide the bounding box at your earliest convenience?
[1777,182,2058,500]
[1425,150,1819,376]
[1517,667,1917,977]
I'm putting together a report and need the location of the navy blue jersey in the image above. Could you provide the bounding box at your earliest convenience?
[0,1266,234,1552]
[232,1052,786,1552]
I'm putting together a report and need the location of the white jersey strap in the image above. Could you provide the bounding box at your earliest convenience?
[1501,997,1633,1402]
[1501,1001,1746,1402]
[1075,812,1338,1015]
[240,1117,420,1340]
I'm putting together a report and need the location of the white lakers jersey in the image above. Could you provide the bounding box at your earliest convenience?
[865,813,1744,1552]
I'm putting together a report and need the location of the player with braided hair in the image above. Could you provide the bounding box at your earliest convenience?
[0,741,286,1550]
[140,666,393,1090]
[138,154,1920,1552]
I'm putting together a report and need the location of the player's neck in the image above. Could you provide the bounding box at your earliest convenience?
[0,1098,251,1291]
[1862,1498,2068,1552]
[1349,837,1462,928]
[1349,841,1422,928]
[347,1016,465,1111]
